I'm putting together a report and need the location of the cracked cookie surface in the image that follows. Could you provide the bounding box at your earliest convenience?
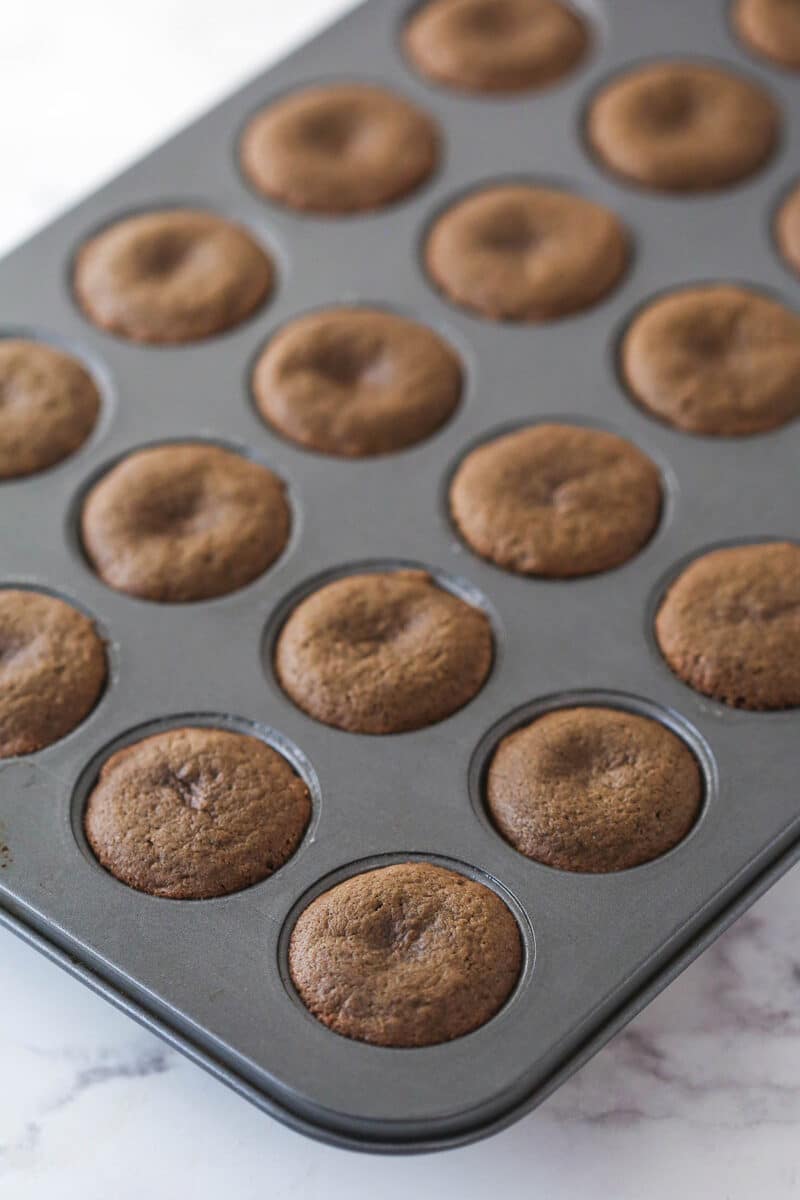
[84,726,311,898]
[289,861,521,1045]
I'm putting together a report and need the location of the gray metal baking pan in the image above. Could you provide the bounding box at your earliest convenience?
[0,0,798,1153]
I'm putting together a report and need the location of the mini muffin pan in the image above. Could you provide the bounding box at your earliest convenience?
[1,0,799,1153]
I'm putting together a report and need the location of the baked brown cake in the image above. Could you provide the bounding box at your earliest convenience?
[734,0,800,69]
[776,181,800,277]
[655,541,800,710]
[81,442,290,603]
[289,861,522,1046]
[486,706,702,872]
[74,209,273,343]
[587,61,779,192]
[404,0,589,94]
[84,727,311,899]
[0,590,106,757]
[425,184,628,321]
[253,307,462,456]
[275,569,492,733]
[621,284,800,436]
[0,340,101,478]
[240,83,439,214]
[449,423,662,576]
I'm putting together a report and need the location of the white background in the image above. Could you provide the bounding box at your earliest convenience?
[2,3,800,1196]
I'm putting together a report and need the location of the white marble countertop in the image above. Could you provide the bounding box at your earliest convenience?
[2,2,800,1194]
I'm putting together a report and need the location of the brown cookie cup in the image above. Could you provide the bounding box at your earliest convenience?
[449,423,662,576]
[404,0,589,94]
[84,727,311,899]
[733,0,800,70]
[253,307,462,456]
[586,61,779,192]
[81,443,290,603]
[621,284,800,436]
[655,542,800,711]
[289,861,522,1046]
[74,209,273,344]
[775,182,800,277]
[0,340,101,478]
[275,569,492,733]
[486,706,702,872]
[240,83,439,214]
[425,184,628,321]
[0,590,107,757]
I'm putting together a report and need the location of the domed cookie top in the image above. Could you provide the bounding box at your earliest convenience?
[275,569,492,733]
[240,83,439,214]
[486,706,702,872]
[587,61,779,192]
[655,542,800,710]
[425,184,628,321]
[0,589,106,758]
[622,284,800,436]
[81,442,290,603]
[776,182,800,277]
[289,861,522,1046]
[0,339,100,478]
[449,423,662,576]
[404,0,589,94]
[253,307,462,457]
[734,0,800,69]
[74,209,273,343]
[84,727,311,899]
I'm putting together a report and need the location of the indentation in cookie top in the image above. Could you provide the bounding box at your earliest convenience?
[274,569,492,733]
[73,209,274,344]
[404,0,589,94]
[288,861,522,1046]
[0,339,100,478]
[486,706,702,872]
[734,0,800,69]
[449,423,662,576]
[239,83,440,214]
[586,61,779,192]
[253,307,462,456]
[296,107,361,155]
[83,726,312,899]
[622,284,800,436]
[0,590,106,758]
[81,443,290,603]
[425,184,628,321]
[655,542,800,710]
[776,181,800,277]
